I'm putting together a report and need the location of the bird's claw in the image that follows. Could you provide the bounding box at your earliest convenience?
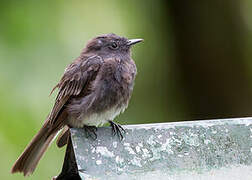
[83,126,98,140]
[109,121,126,141]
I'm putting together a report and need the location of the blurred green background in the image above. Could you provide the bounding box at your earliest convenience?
[1,0,252,179]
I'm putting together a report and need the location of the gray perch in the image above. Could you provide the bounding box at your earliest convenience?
[55,117,252,180]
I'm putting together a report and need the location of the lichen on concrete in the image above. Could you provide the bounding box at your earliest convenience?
[71,117,252,179]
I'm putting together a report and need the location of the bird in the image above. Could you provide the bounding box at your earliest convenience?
[11,33,143,176]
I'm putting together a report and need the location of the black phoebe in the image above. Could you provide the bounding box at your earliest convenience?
[11,33,143,176]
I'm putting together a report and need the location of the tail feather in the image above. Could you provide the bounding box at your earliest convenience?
[11,120,59,176]
[56,126,70,148]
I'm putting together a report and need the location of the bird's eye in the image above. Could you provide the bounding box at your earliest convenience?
[110,42,118,49]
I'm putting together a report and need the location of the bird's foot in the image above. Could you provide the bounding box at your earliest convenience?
[109,121,126,141]
[83,126,98,140]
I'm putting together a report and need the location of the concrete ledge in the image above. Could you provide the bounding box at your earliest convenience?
[69,117,252,180]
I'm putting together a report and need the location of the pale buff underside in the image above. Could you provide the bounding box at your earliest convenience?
[68,105,127,128]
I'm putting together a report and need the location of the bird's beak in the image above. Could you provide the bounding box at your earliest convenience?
[127,39,144,46]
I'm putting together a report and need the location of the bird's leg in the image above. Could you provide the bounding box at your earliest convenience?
[109,121,126,141]
[83,125,98,140]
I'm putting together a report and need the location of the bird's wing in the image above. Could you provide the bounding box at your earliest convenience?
[48,55,103,125]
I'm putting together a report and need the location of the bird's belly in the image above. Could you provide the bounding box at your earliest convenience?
[68,105,126,128]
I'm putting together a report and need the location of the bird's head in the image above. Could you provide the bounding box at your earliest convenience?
[83,33,143,59]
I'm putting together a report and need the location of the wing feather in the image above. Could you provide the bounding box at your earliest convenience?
[48,55,103,125]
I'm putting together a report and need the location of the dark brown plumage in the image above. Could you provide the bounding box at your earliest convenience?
[11,33,143,176]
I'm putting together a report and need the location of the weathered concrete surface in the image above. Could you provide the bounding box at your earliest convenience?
[70,117,252,180]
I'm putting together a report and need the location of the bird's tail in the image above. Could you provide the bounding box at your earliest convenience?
[56,126,70,148]
[11,120,59,176]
